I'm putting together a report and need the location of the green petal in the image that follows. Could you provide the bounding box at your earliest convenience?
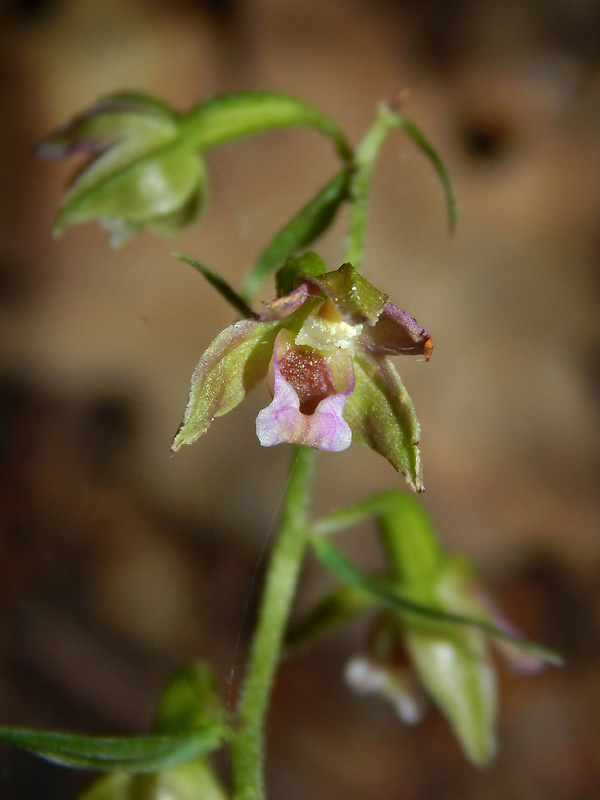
[76,772,130,800]
[344,352,422,490]
[77,761,229,800]
[172,319,279,450]
[59,120,178,199]
[402,566,501,766]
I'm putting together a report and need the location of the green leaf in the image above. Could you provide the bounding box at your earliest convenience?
[154,663,225,734]
[344,352,423,491]
[173,254,255,319]
[310,536,564,666]
[0,726,224,773]
[384,105,457,233]
[244,170,350,300]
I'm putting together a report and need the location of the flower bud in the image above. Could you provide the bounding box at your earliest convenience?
[37,93,206,246]
[342,494,549,765]
[77,761,228,800]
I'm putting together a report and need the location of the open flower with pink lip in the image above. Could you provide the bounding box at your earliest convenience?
[172,255,432,490]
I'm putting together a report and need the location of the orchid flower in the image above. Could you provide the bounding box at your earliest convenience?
[340,495,548,766]
[172,256,432,491]
[36,93,207,246]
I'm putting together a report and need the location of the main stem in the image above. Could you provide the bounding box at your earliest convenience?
[231,446,316,800]
[230,101,392,800]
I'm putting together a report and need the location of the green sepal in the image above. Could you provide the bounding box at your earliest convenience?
[308,262,388,326]
[344,352,422,491]
[0,726,225,773]
[244,169,350,300]
[154,663,226,735]
[77,760,228,800]
[275,252,328,296]
[172,318,280,450]
[173,254,255,319]
[285,585,375,653]
[375,492,444,588]
[310,536,563,665]
[401,566,497,765]
[37,93,178,163]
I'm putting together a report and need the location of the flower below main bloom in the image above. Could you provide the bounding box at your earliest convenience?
[172,257,432,490]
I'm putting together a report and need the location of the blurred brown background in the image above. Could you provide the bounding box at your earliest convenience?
[0,0,599,797]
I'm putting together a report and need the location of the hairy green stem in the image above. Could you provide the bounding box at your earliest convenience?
[231,446,316,800]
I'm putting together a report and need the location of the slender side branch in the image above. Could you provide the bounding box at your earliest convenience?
[345,104,398,268]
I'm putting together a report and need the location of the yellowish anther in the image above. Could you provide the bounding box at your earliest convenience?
[317,299,343,322]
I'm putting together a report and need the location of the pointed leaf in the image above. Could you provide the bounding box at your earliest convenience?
[0,727,224,773]
[310,536,563,666]
[384,105,457,233]
[174,254,255,319]
[244,170,350,299]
